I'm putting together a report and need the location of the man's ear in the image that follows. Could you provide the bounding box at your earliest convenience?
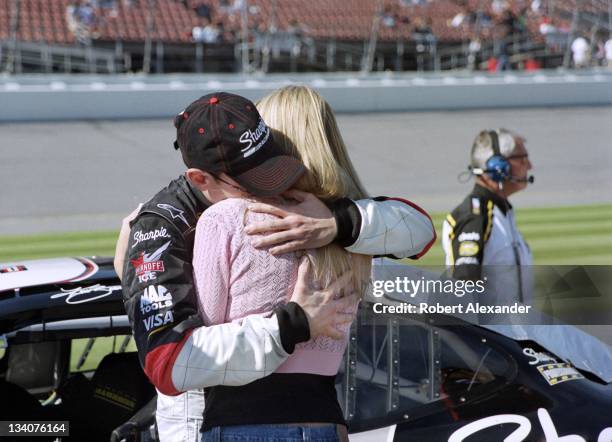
[186,169,215,191]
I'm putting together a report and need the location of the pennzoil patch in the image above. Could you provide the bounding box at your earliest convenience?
[458,241,479,256]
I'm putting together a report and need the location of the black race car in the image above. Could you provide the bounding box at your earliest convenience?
[1,257,611,442]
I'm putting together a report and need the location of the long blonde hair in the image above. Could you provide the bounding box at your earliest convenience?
[257,85,371,293]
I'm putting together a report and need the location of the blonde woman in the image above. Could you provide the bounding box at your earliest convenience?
[191,86,371,442]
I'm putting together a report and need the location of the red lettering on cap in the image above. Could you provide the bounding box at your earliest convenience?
[228,123,235,129]
[183,112,189,119]
[209,97,219,104]
[198,128,205,134]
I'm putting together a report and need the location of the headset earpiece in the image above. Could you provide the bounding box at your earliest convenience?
[485,130,511,183]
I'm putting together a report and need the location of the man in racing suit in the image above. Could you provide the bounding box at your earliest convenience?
[442,128,534,306]
[116,93,436,440]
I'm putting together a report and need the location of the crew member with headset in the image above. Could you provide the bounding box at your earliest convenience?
[442,128,534,304]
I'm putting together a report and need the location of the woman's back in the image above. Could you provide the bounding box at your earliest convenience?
[194,197,352,376]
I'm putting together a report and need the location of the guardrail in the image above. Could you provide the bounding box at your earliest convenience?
[0,40,123,74]
[0,71,610,121]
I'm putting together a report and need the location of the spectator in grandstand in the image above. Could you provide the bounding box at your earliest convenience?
[286,19,313,54]
[382,6,397,28]
[413,17,433,38]
[468,37,482,70]
[491,0,509,15]
[494,38,511,71]
[192,18,221,43]
[605,35,612,68]
[593,31,608,67]
[218,0,232,15]
[449,11,466,28]
[66,3,80,36]
[448,3,483,32]
[571,34,591,68]
[193,1,212,21]
[287,19,309,39]
[442,129,533,306]
[413,17,436,56]
[499,7,522,35]
[595,38,606,67]
[449,8,468,28]
[538,16,556,35]
[539,16,567,52]
[192,22,205,42]
[66,1,96,44]
[75,1,97,27]
[515,5,529,35]
[475,8,494,28]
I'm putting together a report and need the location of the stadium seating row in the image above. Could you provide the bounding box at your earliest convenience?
[0,0,603,46]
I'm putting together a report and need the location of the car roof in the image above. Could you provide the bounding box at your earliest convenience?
[0,257,124,334]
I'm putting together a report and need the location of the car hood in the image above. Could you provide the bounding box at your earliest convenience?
[0,257,100,292]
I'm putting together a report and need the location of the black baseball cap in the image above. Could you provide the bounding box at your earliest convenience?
[173,92,305,197]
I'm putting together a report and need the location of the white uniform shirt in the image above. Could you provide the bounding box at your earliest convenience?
[442,186,533,306]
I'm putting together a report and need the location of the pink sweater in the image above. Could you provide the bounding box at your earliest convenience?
[193,198,352,376]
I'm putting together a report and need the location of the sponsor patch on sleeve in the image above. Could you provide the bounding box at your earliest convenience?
[131,241,171,283]
[455,257,479,266]
[132,227,171,248]
[457,232,480,242]
[140,284,175,334]
[458,241,480,256]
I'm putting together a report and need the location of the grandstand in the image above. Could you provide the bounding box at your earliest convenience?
[0,0,610,73]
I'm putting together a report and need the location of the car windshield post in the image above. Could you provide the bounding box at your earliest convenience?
[428,326,442,401]
[118,335,132,353]
[387,318,400,412]
[76,337,96,371]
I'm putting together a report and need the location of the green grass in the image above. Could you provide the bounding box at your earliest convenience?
[411,203,612,266]
[70,336,138,373]
[0,230,119,262]
[1,204,611,266]
[0,337,138,374]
